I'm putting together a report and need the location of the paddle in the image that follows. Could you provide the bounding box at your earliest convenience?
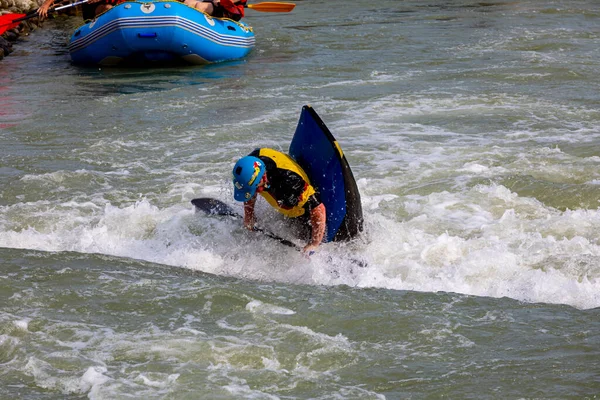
[0,0,89,35]
[191,197,299,249]
[247,2,295,12]
[0,13,25,34]
[0,0,293,34]
[191,197,368,268]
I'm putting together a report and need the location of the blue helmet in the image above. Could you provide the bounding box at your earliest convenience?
[232,156,266,202]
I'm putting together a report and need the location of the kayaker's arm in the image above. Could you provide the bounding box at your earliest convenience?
[243,196,257,231]
[303,203,326,253]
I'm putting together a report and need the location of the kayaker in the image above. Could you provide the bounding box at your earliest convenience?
[183,0,247,21]
[38,0,125,20]
[232,148,326,254]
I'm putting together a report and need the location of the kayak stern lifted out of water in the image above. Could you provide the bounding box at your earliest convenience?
[67,0,256,66]
[290,105,363,242]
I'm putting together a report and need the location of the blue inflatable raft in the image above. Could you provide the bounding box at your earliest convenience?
[67,0,255,66]
[289,105,364,242]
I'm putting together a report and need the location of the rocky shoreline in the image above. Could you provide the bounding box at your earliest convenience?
[0,21,36,62]
[0,0,43,61]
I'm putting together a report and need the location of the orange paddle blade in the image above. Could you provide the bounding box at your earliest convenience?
[247,2,295,12]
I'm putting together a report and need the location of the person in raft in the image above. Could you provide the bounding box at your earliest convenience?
[183,0,247,21]
[232,148,326,254]
[38,0,125,20]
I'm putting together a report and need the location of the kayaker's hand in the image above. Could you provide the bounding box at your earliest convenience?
[243,214,255,231]
[302,242,318,256]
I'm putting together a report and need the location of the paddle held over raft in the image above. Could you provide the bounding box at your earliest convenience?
[0,0,89,35]
[246,2,295,12]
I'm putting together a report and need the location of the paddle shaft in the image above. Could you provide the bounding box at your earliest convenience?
[191,198,301,250]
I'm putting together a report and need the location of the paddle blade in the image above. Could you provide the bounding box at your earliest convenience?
[191,198,240,217]
[0,13,26,35]
[247,2,295,12]
[0,13,26,26]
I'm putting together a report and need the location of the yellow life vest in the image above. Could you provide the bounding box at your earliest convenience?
[256,148,316,217]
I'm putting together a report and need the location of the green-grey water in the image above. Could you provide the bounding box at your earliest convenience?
[1,0,600,398]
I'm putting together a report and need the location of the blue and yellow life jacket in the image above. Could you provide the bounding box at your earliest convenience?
[251,148,316,218]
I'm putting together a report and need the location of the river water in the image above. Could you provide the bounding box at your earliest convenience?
[1,0,600,398]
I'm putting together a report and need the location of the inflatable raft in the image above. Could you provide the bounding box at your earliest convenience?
[289,105,364,242]
[67,0,255,66]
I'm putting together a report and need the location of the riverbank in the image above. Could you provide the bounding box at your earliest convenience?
[0,21,35,61]
[0,0,45,61]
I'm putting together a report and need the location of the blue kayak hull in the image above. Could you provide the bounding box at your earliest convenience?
[68,1,255,66]
[289,106,364,242]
